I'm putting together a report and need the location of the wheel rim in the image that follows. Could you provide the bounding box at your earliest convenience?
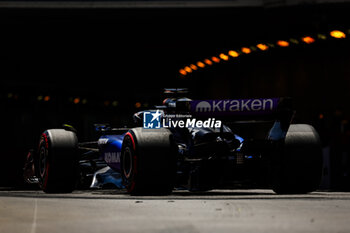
[123,147,133,179]
[39,145,47,178]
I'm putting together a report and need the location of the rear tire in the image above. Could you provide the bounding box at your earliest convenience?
[272,124,322,194]
[121,128,177,195]
[37,129,78,193]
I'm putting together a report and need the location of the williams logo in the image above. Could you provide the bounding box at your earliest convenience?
[143,110,162,129]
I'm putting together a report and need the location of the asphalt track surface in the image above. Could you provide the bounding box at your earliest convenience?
[1,189,350,233]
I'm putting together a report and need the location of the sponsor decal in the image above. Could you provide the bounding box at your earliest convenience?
[195,101,212,112]
[191,98,279,116]
[98,138,109,145]
[104,152,121,164]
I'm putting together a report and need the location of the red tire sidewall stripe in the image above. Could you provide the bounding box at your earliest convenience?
[125,132,137,192]
[125,132,136,150]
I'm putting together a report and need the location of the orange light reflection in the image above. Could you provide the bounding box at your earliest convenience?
[228,50,239,57]
[179,69,187,75]
[190,64,198,70]
[241,47,251,54]
[256,44,268,51]
[197,61,205,68]
[73,98,80,104]
[219,53,229,61]
[211,56,220,63]
[135,102,141,108]
[330,30,346,39]
[302,36,315,44]
[204,59,213,65]
[184,66,192,73]
[277,40,289,47]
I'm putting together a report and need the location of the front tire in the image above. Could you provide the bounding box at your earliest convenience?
[121,128,177,195]
[37,129,78,193]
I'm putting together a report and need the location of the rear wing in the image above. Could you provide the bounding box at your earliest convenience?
[188,97,294,141]
[189,98,294,120]
[190,98,280,118]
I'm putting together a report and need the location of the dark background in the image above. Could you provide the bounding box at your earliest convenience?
[1,2,350,188]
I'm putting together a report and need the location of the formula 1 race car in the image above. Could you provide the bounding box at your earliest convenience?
[24,89,322,195]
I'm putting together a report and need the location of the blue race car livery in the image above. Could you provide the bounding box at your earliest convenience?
[24,89,322,195]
